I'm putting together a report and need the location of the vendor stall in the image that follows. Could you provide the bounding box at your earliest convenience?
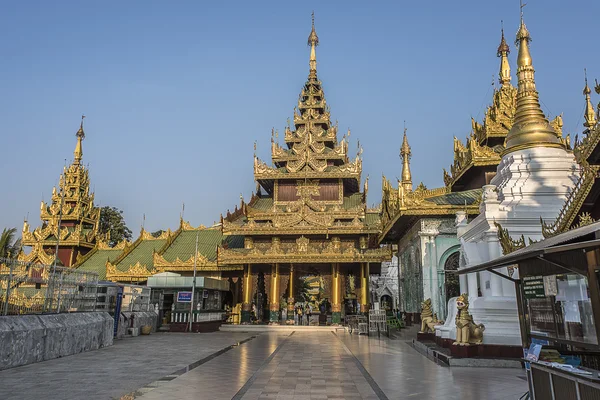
[147,272,229,332]
[460,221,600,399]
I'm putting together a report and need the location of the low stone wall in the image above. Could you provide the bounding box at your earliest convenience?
[0,312,113,370]
[116,311,158,339]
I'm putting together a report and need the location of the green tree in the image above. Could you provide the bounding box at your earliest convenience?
[0,228,21,259]
[99,207,132,247]
[151,230,165,238]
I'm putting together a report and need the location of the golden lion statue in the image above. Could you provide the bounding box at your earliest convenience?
[420,298,442,333]
[453,294,485,346]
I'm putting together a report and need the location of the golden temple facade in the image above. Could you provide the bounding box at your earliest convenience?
[218,16,389,324]
[67,16,390,325]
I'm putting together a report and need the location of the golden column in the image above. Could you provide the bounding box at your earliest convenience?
[241,264,252,323]
[269,263,280,324]
[360,262,370,313]
[286,265,295,324]
[331,263,341,324]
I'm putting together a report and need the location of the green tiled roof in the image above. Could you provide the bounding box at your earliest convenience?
[116,238,166,271]
[365,213,380,226]
[425,189,482,206]
[77,248,121,280]
[251,197,273,211]
[224,235,244,249]
[343,192,364,209]
[161,229,223,262]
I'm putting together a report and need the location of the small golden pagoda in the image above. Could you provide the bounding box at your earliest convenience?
[217,15,389,324]
[20,118,101,267]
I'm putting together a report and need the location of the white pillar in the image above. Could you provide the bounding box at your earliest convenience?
[501,266,516,297]
[467,272,478,299]
[459,274,468,294]
[486,236,503,297]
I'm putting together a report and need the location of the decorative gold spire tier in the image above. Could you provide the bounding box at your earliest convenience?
[497,25,511,86]
[503,16,564,153]
[74,115,85,165]
[308,11,319,78]
[400,127,412,192]
[584,69,597,129]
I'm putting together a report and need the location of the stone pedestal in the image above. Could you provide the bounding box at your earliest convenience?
[286,298,295,325]
[241,303,251,324]
[450,344,482,358]
[331,305,341,325]
[417,332,436,342]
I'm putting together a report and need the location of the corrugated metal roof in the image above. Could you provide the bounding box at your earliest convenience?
[425,189,482,206]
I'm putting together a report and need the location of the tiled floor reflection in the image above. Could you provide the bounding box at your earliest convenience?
[0,329,528,400]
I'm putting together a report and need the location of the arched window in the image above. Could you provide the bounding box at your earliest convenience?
[444,252,460,304]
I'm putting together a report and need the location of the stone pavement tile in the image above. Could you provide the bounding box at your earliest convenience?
[2,328,531,400]
[0,331,255,400]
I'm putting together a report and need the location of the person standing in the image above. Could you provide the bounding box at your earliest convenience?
[297,305,303,326]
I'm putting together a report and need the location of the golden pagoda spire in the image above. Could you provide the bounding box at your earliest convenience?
[73,115,86,165]
[503,3,564,153]
[308,11,319,77]
[400,124,412,192]
[583,69,597,129]
[497,22,511,86]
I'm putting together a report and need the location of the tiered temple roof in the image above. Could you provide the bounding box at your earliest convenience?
[20,118,101,266]
[218,16,389,268]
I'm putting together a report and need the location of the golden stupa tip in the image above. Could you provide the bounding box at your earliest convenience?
[516,1,531,44]
[401,127,411,157]
[73,115,85,164]
[308,11,319,47]
[503,5,564,154]
[497,22,510,56]
[584,69,592,95]
[583,69,598,129]
[76,114,86,139]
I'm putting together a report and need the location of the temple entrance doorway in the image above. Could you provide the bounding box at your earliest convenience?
[293,266,330,326]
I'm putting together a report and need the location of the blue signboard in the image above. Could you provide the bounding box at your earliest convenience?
[177,291,193,303]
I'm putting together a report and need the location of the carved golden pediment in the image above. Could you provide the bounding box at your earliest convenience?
[106,261,156,282]
[494,222,526,255]
[542,165,598,238]
[17,244,56,265]
[153,251,215,269]
[218,240,391,265]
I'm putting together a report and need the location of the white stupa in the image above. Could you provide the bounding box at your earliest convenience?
[436,14,579,346]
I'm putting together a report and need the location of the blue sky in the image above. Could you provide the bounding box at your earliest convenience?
[1,1,599,234]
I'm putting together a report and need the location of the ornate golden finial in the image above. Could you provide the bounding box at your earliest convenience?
[503,7,564,153]
[308,11,319,74]
[400,123,412,192]
[497,21,511,86]
[73,115,85,165]
[583,69,597,129]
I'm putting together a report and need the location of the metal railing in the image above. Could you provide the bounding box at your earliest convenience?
[0,257,99,316]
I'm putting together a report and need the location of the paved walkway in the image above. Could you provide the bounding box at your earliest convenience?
[0,330,528,400]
